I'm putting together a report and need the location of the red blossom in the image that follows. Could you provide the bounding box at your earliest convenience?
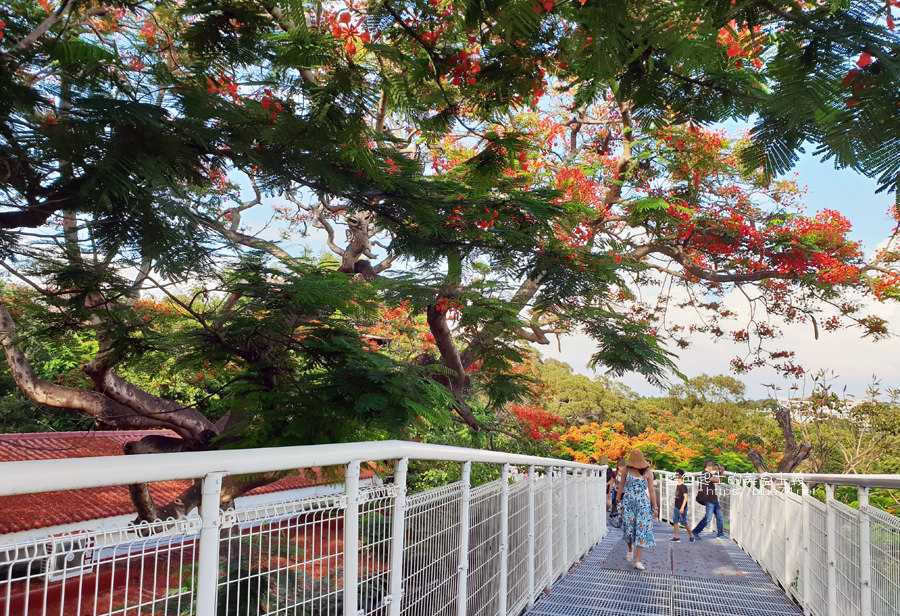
[841,68,859,86]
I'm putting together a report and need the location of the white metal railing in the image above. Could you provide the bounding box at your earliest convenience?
[657,470,900,616]
[0,440,606,616]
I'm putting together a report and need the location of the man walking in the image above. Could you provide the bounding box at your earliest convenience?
[692,460,725,539]
[671,469,695,542]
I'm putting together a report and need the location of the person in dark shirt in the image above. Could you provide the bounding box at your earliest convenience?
[691,460,725,539]
[671,469,695,542]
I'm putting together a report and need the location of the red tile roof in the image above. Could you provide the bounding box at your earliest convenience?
[0,431,369,535]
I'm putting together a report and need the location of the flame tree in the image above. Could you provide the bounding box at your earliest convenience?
[0,0,899,519]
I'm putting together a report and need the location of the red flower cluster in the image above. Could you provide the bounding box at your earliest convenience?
[507,404,562,440]
[260,89,283,122]
[329,12,371,55]
[433,297,462,317]
[140,20,156,47]
[717,20,763,69]
[718,19,762,70]
[207,73,240,103]
[448,49,481,86]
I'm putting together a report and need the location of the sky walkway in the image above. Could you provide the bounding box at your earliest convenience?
[534,521,802,616]
[0,440,897,616]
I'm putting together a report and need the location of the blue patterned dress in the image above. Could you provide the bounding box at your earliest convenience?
[621,473,655,547]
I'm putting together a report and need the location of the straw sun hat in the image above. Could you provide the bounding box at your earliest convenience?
[626,449,650,470]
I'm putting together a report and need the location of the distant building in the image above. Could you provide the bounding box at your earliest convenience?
[770,397,867,424]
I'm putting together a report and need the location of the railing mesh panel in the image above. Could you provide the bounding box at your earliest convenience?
[770,491,788,584]
[402,482,462,616]
[218,493,347,616]
[867,504,900,616]
[533,475,550,593]
[550,476,565,579]
[783,491,803,602]
[506,479,530,615]
[465,480,502,616]
[358,487,396,616]
[0,517,200,616]
[806,497,828,616]
[833,500,862,616]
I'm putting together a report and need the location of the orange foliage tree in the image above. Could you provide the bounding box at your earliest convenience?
[558,409,767,472]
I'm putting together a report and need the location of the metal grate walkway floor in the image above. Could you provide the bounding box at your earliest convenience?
[533,522,803,616]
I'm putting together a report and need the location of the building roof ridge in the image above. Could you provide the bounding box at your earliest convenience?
[0,429,176,441]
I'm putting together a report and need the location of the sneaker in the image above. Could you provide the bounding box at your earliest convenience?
[670,537,681,542]
[693,534,702,540]
[689,537,695,543]
[625,551,633,563]
[634,561,646,571]
[716,534,727,540]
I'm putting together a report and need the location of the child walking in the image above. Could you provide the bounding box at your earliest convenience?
[671,469,695,543]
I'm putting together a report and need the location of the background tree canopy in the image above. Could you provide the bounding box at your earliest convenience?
[0,0,899,518]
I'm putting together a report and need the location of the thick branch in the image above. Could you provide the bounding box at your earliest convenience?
[338,212,375,273]
[0,305,165,430]
[425,304,478,429]
[311,207,346,257]
[219,226,300,266]
[13,0,73,51]
[773,405,812,473]
[0,197,66,230]
[84,364,217,443]
[748,449,769,473]
[640,243,788,283]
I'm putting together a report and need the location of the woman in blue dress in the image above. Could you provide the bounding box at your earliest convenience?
[615,448,658,570]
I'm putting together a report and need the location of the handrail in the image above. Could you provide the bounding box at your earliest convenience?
[731,472,900,490]
[0,439,596,497]
[0,440,609,616]
[657,469,900,490]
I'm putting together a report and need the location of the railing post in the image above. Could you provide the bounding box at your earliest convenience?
[761,476,770,562]
[663,472,670,524]
[858,486,872,616]
[801,480,810,612]
[587,470,594,549]
[546,466,554,581]
[583,469,590,552]
[573,468,582,556]
[561,467,568,567]
[457,461,471,616]
[499,463,510,616]
[196,471,225,616]
[600,469,607,539]
[388,457,408,616]
[344,460,361,616]
[783,480,792,590]
[825,484,837,616]
[732,476,740,544]
[593,469,601,543]
[527,464,536,607]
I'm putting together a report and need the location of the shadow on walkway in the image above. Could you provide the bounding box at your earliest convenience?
[532,521,803,616]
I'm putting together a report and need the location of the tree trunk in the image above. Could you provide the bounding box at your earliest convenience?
[747,405,812,473]
[425,303,479,429]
